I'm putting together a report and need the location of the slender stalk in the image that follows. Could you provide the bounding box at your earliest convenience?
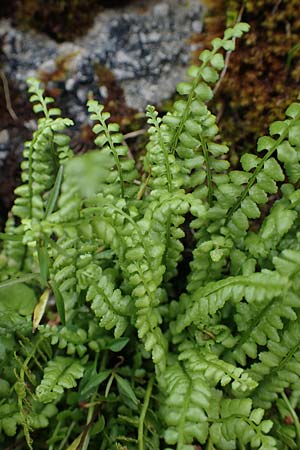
[138,376,154,450]
[80,353,102,450]
[282,392,300,447]
[0,273,40,289]
[201,136,213,207]
[58,421,76,450]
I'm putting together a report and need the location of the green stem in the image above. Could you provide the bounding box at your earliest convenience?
[0,273,40,289]
[282,392,300,447]
[105,372,115,399]
[102,119,125,198]
[0,233,23,241]
[138,376,154,450]
[80,353,103,450]
[57,421,76,450]
[201,136,213,207]
[154,119,172,192]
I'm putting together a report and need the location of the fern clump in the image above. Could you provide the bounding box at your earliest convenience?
[1,21,300,449]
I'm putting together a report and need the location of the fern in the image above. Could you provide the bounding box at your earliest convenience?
[35,356,84,403]
[1,20,300,450]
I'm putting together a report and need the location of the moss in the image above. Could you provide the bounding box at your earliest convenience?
[193,0,300,155]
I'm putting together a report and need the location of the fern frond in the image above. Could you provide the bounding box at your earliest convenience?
[144,105,182,194]
[35,356,84,403]
[179,346,257,394]
[12,117,73,221]
[162,360,210,448]
[174,270,287,334]
[40,324,88,357]
[163,23,250,157]
[80,264,132,338]
[87,100,138,199]
[249,317,300,410]
[0,402,20,437]
[209,398,277,450]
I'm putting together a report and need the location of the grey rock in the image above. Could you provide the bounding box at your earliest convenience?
[0,130,9,145]
[192,20,203,33]
[65,78,76,91]
[39,59,56,75]
[76,87,88,104]
[99,86,108,98]
[153,3,170,16]
[0,0,205,113]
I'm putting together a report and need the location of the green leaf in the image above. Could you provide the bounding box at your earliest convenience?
[288,121,300,146]
[91,415,105,436]
[115,375,138,406]
[249,408,264,425]
[263,158,284,181]
[37,243,49,287]
[0,283,36,315]
[257,136,276,152]
[177,82,192,95]
[201,67,219,83]
[285,102,300,118]
[269,121,287,136]
[194,83,213,102]
[240,153,260,171]
[51,280,65,326]
[232,22,250,36]
[79,367,111,399]
[32,288,50,332]
[66,434,83,450]
[277,141,297,163]
[36,356,84,403]
[107,337,129,352]
[210,53,225,70]
[222,40,235,51]
[199,49,212,62]
[45,165,64,217]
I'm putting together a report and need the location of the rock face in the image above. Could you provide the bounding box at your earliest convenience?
[0,0,204,219]
[0,0,204,120]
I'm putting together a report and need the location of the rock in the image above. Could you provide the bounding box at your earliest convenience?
[0,130,9,145]
[192,20,203,33]
[153,3,170,16]
[76,87,88,104]
[39,59,56,75]
[99,85,108,98]
[0,0,205,111]
[65,78,76,91]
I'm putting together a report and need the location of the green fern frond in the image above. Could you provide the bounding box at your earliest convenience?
[249,318,300,409]
[162,360,210,448]
[209,398,277,450]
[87,100,138,199]
[174,270,287,333]
[35,356,84,403]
